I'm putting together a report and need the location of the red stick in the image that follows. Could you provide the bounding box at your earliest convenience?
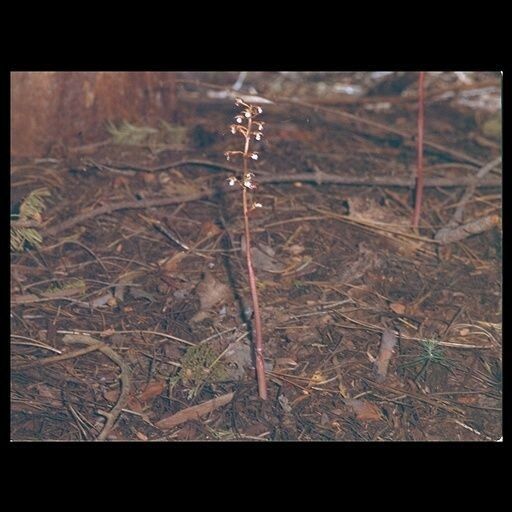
[412,71,425,229]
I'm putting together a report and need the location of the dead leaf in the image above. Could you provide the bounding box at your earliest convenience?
[241,236,285,273]
[196,270,230,310]
[374,329,398,383]
[252,246,285,272]
[224,337,252,379]
[244,423,269,437]
[278,394,292,413]
[130,287,156,302]
[191,270,231,323]
[155,392,234,429]
[175,422,199,440]
[275,357,298,369]
[106,296,118,307]
[138,381,166,402]
[390,302,406,315]
[89,291,114,308]
[198,220,222,238]
[346,398,382,422]
[142,173,158,185]
[35,383,62,408]
[160,252,187,275]
[112,176,130,188]
[103,388,119,403]
[457,395,478,405]
[285,244,305,256]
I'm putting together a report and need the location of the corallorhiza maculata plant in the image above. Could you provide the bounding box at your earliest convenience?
[224,98,267,400]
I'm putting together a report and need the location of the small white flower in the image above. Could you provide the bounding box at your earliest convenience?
[236,116,243,123]
[227,177,237,186]
[230,126,236,134]
[244,111,251,118]
[254,202,262,208]
[250,153,258,160]
[257,106,263,114]
[225,153,230,161]
[255,132,262,141]
[243,179,255,189]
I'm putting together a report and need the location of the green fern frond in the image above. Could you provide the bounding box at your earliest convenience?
[107,120,158,146]
[10,227,43,251]
[10,188,50,252]
[19,188,51,221]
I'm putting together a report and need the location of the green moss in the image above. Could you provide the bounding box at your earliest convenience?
[180,344,228,389]
[106,120,187,148]
[45,278,86,295]
[482,114,501,140]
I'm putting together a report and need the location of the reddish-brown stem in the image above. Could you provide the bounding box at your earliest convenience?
[242,185,267,400]
[240,115,267,400]
[412,71,425,228]
[168,72,177,123]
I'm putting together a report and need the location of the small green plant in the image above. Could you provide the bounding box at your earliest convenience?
[107,120,158,145]
[400,338,453,382]
[106,120,187,148]
[45,278,86,295]
[10,188,50,252]
[179,344,228,399]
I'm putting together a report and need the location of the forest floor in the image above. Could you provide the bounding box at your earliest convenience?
[10,71,502,441]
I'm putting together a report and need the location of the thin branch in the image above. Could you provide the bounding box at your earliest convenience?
[42,171,500,237]
[177,78,487,166]
[434,214,500,245]
[61,334,131,441]
[412,72,425,228]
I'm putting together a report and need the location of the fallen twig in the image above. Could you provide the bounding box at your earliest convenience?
[374,329,398,383]
[412,72,425,228]
[155,392,234,430]
[43,172,500,236]
[12,342,103,371]
[435,157,502,243]
[45,190,209,236]
[362,377,465,416]
[86,158,242,175]
[260,171,501,189]
[434,214,500,245]
[177,78,487,166]
[60,334,131,441]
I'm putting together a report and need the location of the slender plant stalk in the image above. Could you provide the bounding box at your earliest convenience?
[242,187,267,399]
[225,98,267,400]
[412,71,425,228]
